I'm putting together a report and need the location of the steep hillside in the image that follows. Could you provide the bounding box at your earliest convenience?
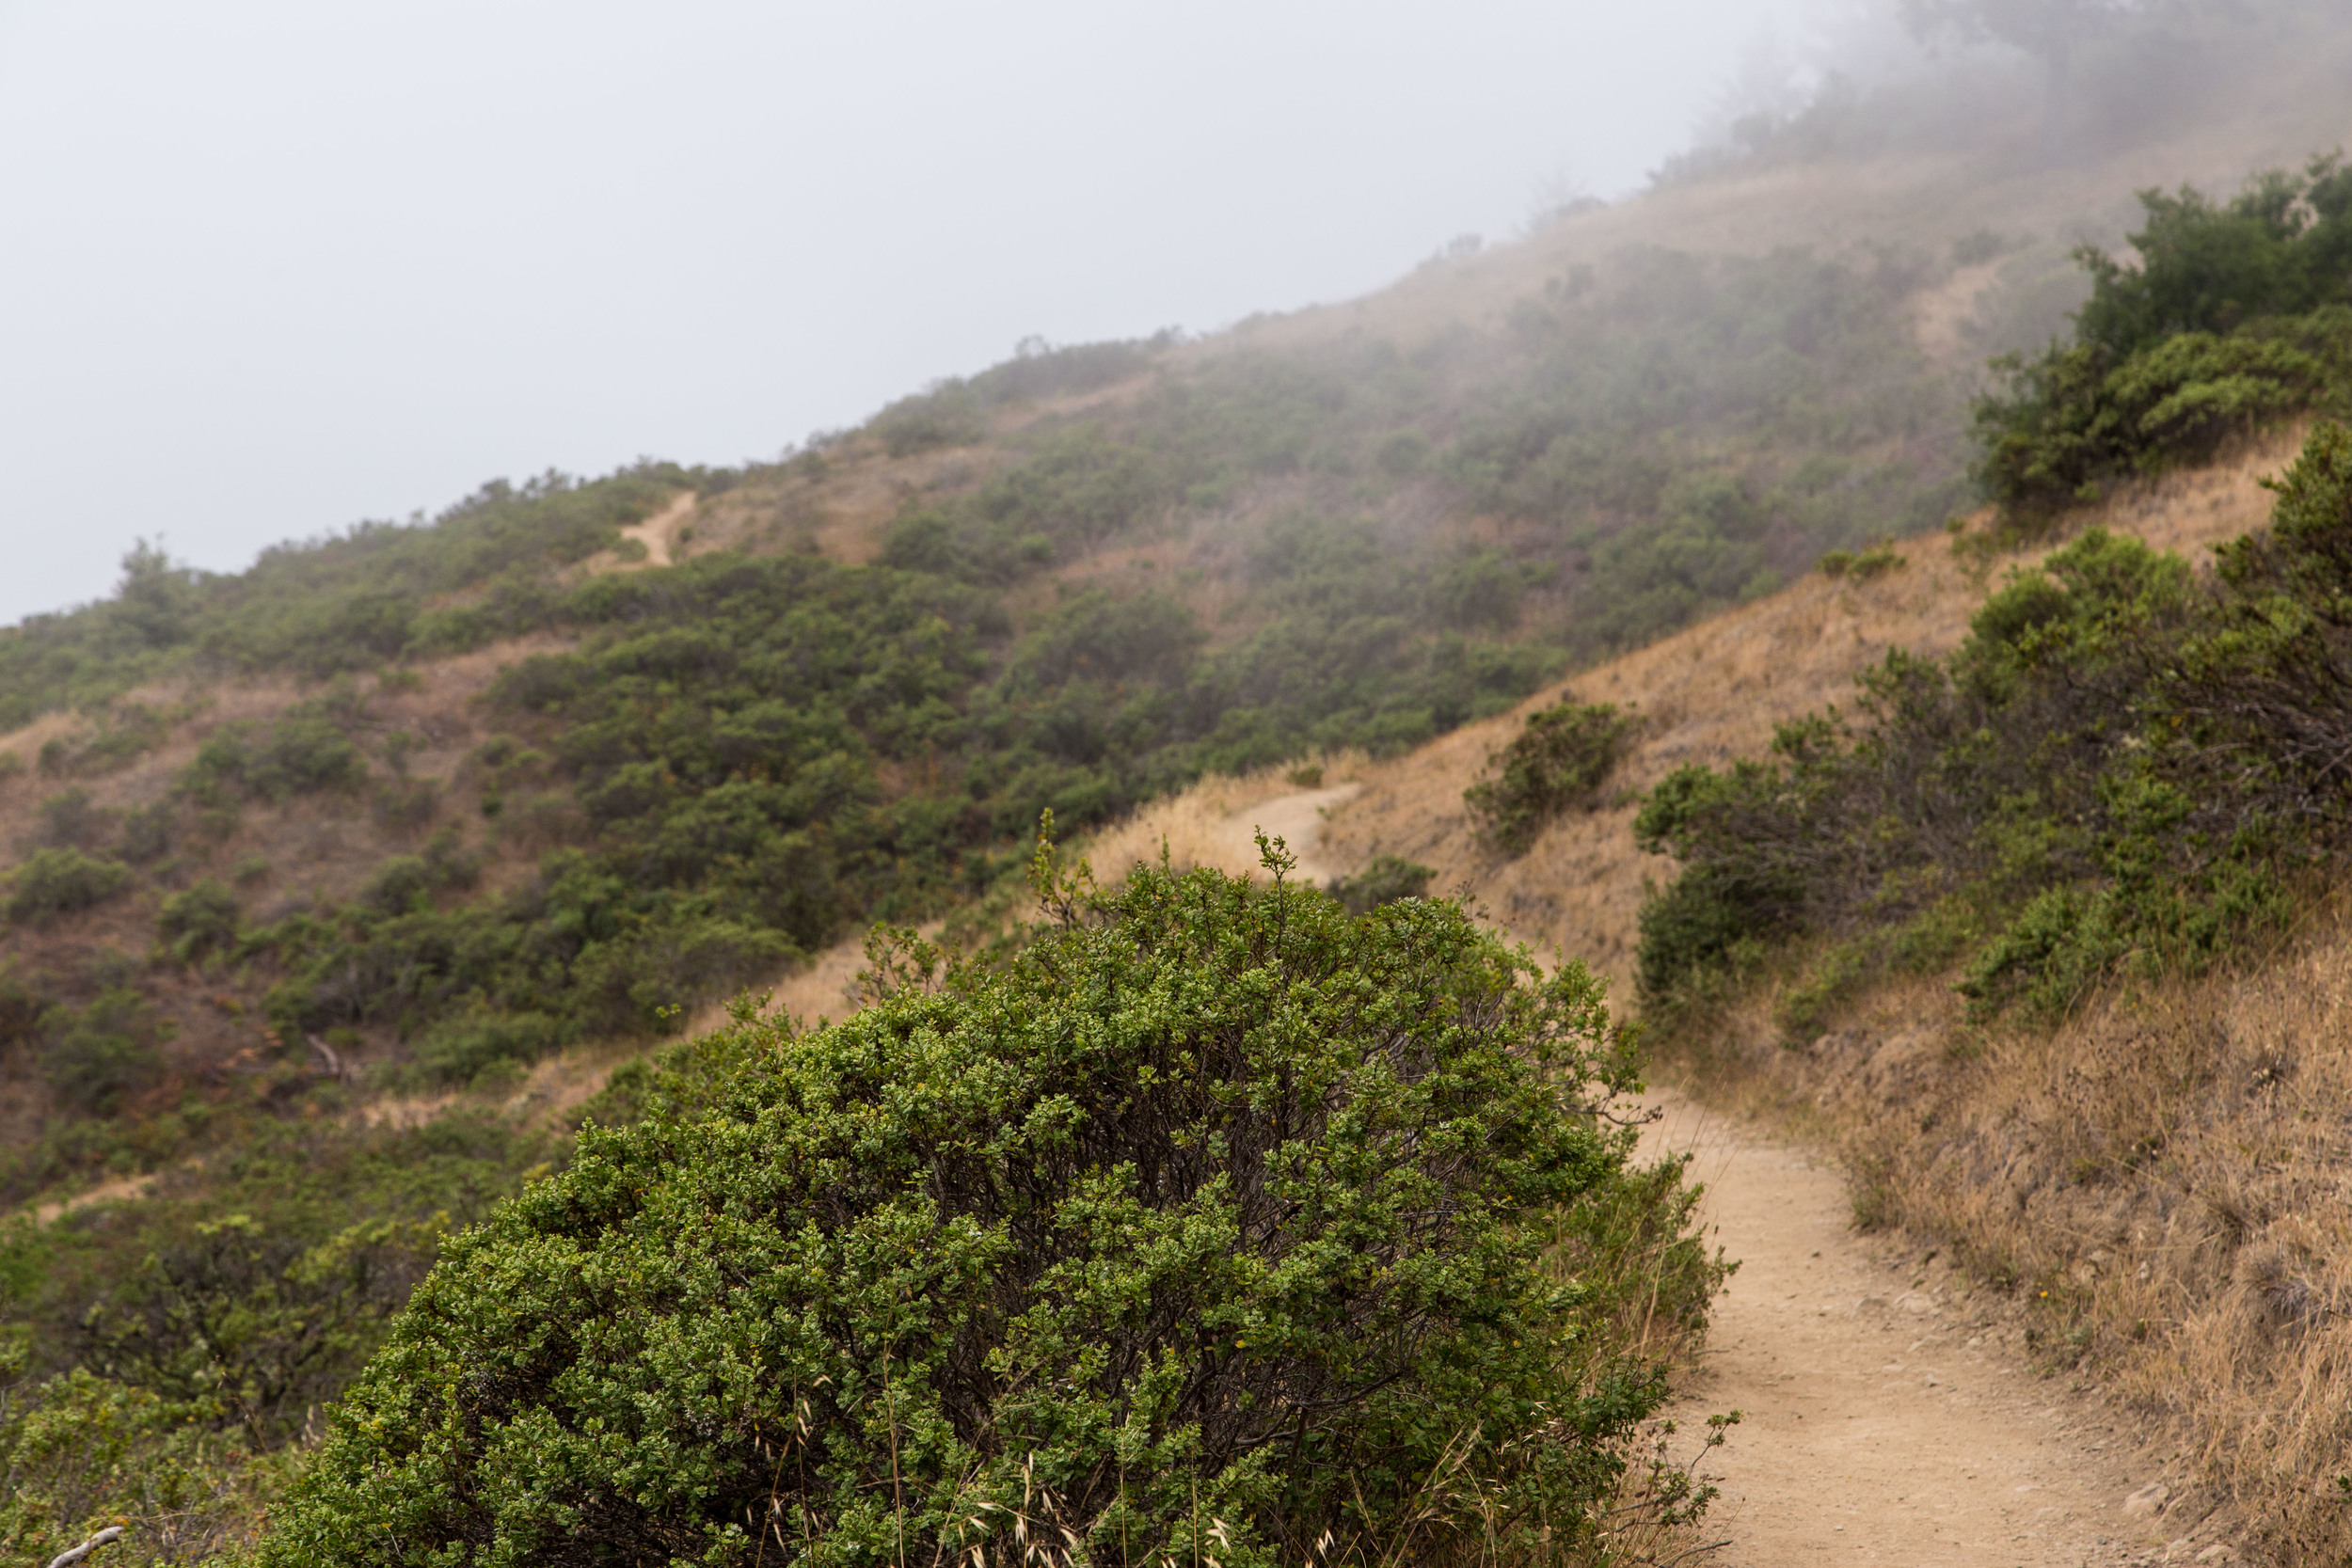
[7,10,2352,1557]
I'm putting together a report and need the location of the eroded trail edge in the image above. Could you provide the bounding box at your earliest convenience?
[1641,1094,2229,1567]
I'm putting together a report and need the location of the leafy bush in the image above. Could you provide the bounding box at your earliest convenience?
[1975,157,2352,520]
[409,1006,560,1086]
[1327,854,1438,913]
[6,848,133,924]
[1466,701,1637,856]
[1819,543,1904,581]
[0,1351,279,1566]
[263,856,1700,1568]
[1636,426,2352,1022]
[39,986,167,1114]
[76,1212,445,1445]
[181,714,369,808]
[157,879,240,963]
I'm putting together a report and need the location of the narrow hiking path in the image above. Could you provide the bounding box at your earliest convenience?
[1640,1096,2225,1568]
[1208,790,2233,1567]
[1225,782,1359,884]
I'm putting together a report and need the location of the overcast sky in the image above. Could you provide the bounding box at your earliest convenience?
[0,0,1791,626]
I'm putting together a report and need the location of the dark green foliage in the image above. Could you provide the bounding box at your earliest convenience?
[1466,701,1637,856]
[3,1105,567,1544]
[181,715,369,806]
[264,859,1692,1568]
[1977,158,2352,518]
[157,879,240,963]
[6,848,133,924]
[75,1212,443,1445]
[39,987,167,1115]
[1327,855,1438,913]
[2073,157,2352,357]
[1637,430,2352,1022]
[409,1006,560,1086]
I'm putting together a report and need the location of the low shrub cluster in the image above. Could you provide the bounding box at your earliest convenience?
[214,538,1556,1086]
[1465,700,1636,856]
[262,849,1720,1568]
[1636,421,2352,1027]
[1327,854,1437,912]
[1976,155,2352,520]
[6,847,133,925]
[0,1108,564,1560]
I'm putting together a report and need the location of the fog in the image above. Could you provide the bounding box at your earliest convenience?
[0,0,1820,626]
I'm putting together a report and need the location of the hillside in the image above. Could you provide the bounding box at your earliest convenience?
[7,8,2352,1560]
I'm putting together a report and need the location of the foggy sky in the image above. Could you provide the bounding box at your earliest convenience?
[0,0,1792,626]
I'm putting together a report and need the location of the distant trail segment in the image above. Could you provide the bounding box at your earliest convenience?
[618,493,695,567]
[1222,783,1359,885]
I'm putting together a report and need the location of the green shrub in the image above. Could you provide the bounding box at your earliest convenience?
[1846,543,1905,580]
[75,1212,447,1445]
[1465,700,1637,856]
[1327,854,1438,913]
[39,986,167,1114]
[5,848,133,924]
[1975,157,2352,521]
[1632,430,2352,1020]
[158,879,241,963]
[263,857,1695,1568]
[0,1352,280,1566]
[410,1006,560,1085]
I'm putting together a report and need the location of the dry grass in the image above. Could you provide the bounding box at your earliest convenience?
[1319,427,2304,997]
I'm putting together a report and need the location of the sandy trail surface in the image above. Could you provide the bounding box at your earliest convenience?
[1640,1094,2204,1568]
[1221,782,1360,884]
[618,493,695,567]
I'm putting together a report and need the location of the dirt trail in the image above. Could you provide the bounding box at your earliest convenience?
[1221,782,1359,884]
[1638,1095,2223,1567]
[617,493,695,567]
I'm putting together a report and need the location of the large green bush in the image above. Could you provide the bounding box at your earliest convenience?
[263,851,1702,1568]
[6,847,133,924]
